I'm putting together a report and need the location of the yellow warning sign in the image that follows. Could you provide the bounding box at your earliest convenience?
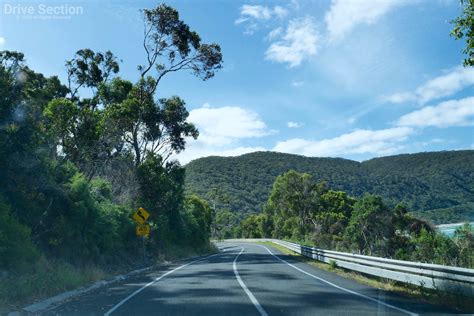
[136,224,151,237]
[132,207,150,225]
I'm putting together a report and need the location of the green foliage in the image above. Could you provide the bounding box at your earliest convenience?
[139,4,223,82]
[345,194,394,255]
[0,7,222,309]
[65,48,120,99]
[107,85,199,166]
[0,199,39,270]
[239,214,270,238]
[185,151,474,224]
[237,170,473,268]
[0,257,106,312]
[214,209,239,239]
[454,223,474,267]
[409,229,460,266]
[183,195,212,246]
[451,0,474,66]
[265,170,321,237]
[136,155,186,245]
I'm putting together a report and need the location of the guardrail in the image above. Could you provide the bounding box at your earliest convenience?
[269,239,474,297]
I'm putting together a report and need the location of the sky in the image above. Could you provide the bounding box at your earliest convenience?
[1,0,473,164]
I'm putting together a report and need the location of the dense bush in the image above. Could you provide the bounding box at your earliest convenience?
[0,199,39,271]
[0,3,222,309]
[238,170,474,268]
[185,151,474,224]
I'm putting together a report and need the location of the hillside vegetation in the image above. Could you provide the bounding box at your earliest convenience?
[235,170,474,269]
[185,151,474,224]
[0,4,222,311]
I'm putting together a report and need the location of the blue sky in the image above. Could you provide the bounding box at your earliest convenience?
[1,0,473,163]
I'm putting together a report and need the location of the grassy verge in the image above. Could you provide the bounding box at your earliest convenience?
[0,243,217,314]
[259,241,474,313]
[0,257,110,314]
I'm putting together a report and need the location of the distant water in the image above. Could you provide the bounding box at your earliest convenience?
[437,222,474,237]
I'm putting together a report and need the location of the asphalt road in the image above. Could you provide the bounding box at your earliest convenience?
[46,242,460,315]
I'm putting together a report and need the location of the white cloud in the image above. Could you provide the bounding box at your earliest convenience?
[0,37,5,47]
[267,27,283,41]
[188,105,271,146]
[237,5,273,22]
[235,5,288,34]
[325,0,411,42]
[273,6,288,19]
[273,127,413,157]
[265,17,319,67]
[175,104,272,164]
[385,66,474,105]
[397,97,474,128]
[287,121,302,128]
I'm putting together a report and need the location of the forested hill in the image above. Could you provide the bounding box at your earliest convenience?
[184,150,474,224]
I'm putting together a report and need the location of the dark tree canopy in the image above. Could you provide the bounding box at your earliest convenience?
[139,4,223,93]
[66,49,120,101]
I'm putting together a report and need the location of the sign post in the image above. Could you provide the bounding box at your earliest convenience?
[132,207,151,266]
[142,235,146,265]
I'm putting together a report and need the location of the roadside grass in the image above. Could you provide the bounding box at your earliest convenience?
[0,242,217,314]
[0,256,110,314]
[259,241,474,313]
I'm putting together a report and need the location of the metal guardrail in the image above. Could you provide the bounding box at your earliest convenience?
[270,239,474,297]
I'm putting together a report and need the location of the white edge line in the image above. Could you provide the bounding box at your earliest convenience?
[233,247,268,316]
[104,252,221,316]
[258,244,418,316]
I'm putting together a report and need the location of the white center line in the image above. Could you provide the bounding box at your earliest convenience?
[257,244,418,316]
[104,252,222,316]
[233,247,268,316]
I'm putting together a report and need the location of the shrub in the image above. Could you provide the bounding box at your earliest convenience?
[0,198,39,271]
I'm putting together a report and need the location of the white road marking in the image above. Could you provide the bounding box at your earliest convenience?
[104,252,222,316]
[257,244,418,316]
[233,247,268,316]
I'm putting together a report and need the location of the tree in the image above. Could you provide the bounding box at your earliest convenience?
[136,154,186,245]
[240,214,266,238]
[344,194,394,255]
[265,170,324,238]
[65,49,120,101]
[107,90,198,166]
[139,4,223,90]
[44,49,124,180]
[183,195,213,246]
[314,190,354,235]
[454,223,474,267]
[214,209,239,239]
[0,0,224,286]
[410,228,460,266]
[100,4,223,167]
[451,0,474,66]
[103,3,223,167]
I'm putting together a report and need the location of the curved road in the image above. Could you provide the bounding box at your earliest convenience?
[48,242,458,315]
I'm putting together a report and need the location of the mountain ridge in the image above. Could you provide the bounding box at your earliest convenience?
[184,150,474,224]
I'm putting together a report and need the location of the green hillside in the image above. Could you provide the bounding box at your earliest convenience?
[184,150,474,224]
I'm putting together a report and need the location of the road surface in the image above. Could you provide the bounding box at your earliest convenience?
[46,242,458,315]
